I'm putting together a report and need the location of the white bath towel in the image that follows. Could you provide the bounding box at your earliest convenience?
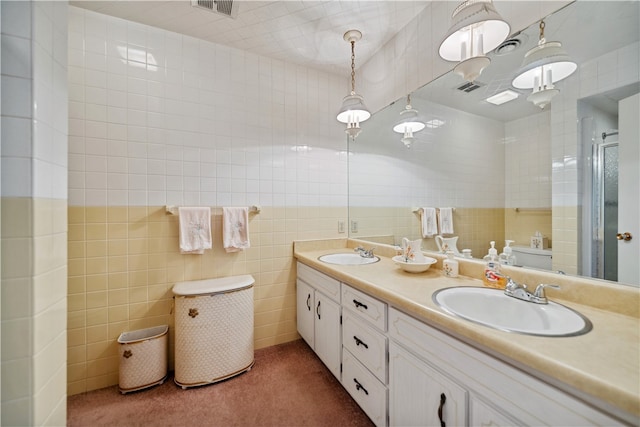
[439,207,454,235]
[178,207,212,254]
[223,207,250,253]
[421,207,438,238]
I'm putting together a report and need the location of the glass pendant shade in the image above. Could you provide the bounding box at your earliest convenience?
[336,93,371,124]
[336,29,370,137]
[438,0,510,62]
[512,20,577,109]
[511,41,577,89]
[393,106,425,134]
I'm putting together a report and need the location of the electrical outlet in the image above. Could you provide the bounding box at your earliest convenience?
[351,220,358,233]
[338,220,345,233]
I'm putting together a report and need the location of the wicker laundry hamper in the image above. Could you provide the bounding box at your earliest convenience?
[172,275,255,389]
[117,325,168,394]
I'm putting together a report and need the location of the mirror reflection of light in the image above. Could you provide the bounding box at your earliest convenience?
[117,45,158,70]
[291,145,311,152]
[486,90,519,106]
[425,119,445,129]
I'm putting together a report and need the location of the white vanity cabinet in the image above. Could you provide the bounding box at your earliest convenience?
[296,262,342,380]
[341,284,388,426]
[388,307,621,427]
[389,342,467,427]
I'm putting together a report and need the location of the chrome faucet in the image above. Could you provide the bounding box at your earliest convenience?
[354,246,376,258]
[504,277,560,304]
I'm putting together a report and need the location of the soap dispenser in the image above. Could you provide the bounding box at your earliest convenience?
[443,250,459,278]
[483,241,498,261]
[483,241,505,289]
[499,240,517,266]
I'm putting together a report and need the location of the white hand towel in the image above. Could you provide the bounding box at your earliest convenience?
[178,207,212,254]
[223,207,250,253]
[421,207,438,238]
[439,207,454,235]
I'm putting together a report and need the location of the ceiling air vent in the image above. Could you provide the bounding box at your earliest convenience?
[455,81,484,93]
[191,0,237,18]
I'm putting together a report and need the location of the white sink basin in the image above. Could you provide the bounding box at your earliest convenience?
[318,253,380,265]
[433,287,592,337]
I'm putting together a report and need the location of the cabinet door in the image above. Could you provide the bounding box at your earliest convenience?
[314,291,342,380]
[470,396,521,427]
[296,279,315,347]
[389,342,467,427]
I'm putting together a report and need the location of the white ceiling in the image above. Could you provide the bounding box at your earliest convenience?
[71,0,431,75]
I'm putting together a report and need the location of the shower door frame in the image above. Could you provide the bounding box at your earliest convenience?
[591,134,619,281]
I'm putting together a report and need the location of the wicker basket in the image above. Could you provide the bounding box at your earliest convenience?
[117,325,168,394]
[173,275,255,389]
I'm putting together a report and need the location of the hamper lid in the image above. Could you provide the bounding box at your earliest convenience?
[118,325,168,344]
[172,274,255,296]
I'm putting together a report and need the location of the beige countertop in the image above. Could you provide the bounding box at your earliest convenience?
[293,239,640,424]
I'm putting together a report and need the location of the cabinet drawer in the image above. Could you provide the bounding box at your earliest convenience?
[297,262,340,303]
[389,307,437,358]
[342,349,387,427]
[342,283,387,331]
[342,309,387,384]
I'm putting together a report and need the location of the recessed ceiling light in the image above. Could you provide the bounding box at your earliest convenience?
[486,90,519,105]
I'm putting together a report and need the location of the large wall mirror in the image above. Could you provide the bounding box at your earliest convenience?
[348,1,639,286]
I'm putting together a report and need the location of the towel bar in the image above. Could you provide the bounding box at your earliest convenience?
[166,205,261,215]
[412,207,456,213]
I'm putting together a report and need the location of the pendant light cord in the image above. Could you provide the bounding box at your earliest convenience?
[538,20,546,43]
[350,40,356,95]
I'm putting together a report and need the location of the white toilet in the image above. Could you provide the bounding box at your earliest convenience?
[511,246,552,270]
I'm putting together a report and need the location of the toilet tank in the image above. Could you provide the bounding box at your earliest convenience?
[511,246,552,270]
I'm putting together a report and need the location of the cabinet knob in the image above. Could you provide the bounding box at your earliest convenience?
[123,350,132,359]
[616,232,632,241]
[188,308,199,318]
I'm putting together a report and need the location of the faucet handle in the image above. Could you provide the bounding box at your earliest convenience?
[505,277,526,291]
[533,283,560,299]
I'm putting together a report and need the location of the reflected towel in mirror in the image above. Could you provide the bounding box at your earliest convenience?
[421,207,438,238]
[439,207,454,235]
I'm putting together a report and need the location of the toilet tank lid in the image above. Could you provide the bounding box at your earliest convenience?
[173,274,255,296]
[511,246,552,256]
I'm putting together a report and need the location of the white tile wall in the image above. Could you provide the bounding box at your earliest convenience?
[505,110,552,209]
[1,1,69,425]
[68,7,347,208]
[349,99,505,208]
[551,40,640,274]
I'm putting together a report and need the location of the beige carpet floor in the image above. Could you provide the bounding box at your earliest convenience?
[68,339,375,427]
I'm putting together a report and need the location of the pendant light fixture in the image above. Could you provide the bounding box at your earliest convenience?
[512,20,577,109]
[393,94,425,148]
[336,30,370,141]
[438,0,510,82]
